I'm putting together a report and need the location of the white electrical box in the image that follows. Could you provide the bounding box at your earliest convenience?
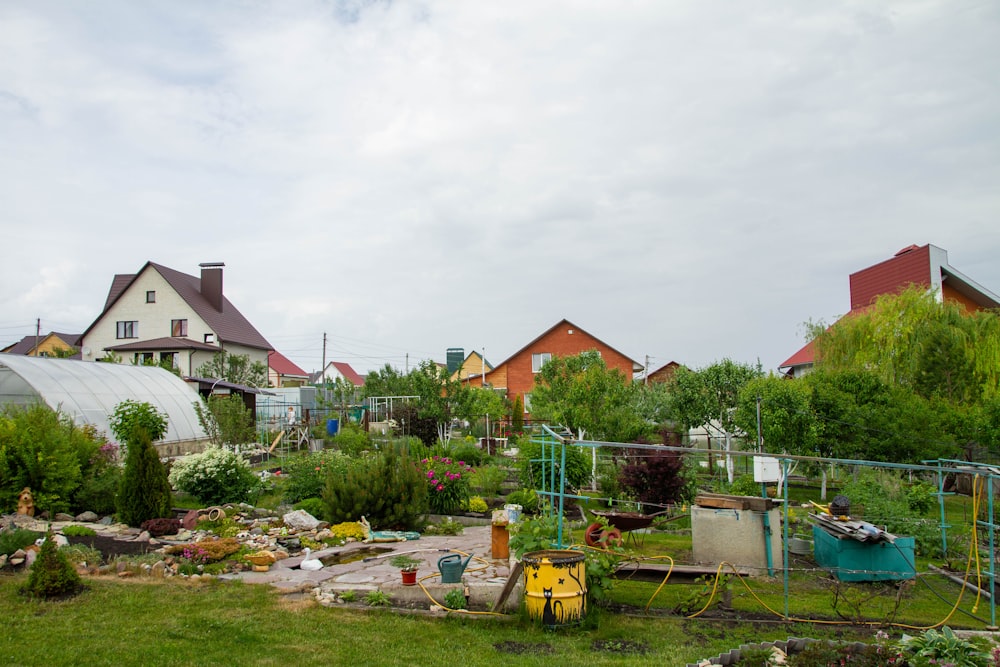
[753,456,781,483]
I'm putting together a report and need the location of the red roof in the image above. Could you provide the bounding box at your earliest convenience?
[778,339,817,371]
[330,361,365,386]
[268,350,308,378]
[849,244,931,311]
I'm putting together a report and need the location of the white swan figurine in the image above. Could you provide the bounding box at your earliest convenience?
[299,547,323,571]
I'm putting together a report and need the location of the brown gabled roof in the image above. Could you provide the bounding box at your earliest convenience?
[84,262,272,351]
[1,332,82,355]
[106,336,221,352]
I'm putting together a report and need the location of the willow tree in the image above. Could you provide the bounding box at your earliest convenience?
[815,286,1000,404]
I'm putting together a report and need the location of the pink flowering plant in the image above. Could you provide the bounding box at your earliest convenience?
[420,456,474,514]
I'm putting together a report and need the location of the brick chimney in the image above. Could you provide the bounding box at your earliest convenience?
[199,262,225,312]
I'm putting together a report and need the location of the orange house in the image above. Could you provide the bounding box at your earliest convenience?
[780,244,1000,377]
[465,319,643,416]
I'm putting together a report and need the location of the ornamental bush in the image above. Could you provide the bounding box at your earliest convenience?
[281,449,352,504]
[619,450,697,512]
[517,440,590,492]
[168,446,262,506]
[322,448,427,530]
[421,455,474,515]
[0,404,108,514]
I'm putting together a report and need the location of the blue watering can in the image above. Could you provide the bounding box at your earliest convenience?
[438,553,473,583]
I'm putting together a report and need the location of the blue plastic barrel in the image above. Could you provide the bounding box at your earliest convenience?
[326,418,340,436]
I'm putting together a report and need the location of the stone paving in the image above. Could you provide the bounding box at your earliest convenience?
[219,525,522,610]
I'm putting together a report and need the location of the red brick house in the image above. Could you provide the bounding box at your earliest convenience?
[780,244,1000,377]
[465,319,643,415]
[646,360,682,384]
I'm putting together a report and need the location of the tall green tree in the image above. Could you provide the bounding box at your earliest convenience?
[816,286,1000,403]
[735,375,818,495]
[530,350,645,442]
[668,359,763,483]
[196,352,268,388]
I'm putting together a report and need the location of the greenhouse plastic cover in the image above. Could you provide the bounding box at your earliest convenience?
[0,353,208,445]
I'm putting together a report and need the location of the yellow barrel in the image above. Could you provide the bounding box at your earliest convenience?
[522,550,587,626]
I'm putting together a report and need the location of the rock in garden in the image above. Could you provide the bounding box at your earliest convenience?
[52,534,69,547]
[282,510,320,531]
[76,511,100,523]
[182,510,200,530]
[99,516,113,525]
[54,512,74,522]
[134,531,151,542]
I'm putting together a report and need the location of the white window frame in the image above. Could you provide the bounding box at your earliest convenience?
[531,352,551,373]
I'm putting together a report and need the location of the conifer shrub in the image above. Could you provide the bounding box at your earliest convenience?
[115,426,173,527]
[321,448,427,530]
[22,532,83,599]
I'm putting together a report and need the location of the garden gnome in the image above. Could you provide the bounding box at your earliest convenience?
[17,487,35,517]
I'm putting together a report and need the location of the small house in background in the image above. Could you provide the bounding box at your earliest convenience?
[645,360,681,385]
[310,361,365,388]
[449,349,493,382]
[1,332,82,358]
[779,244,1000,378]
[268,350,309,387]
[466,319,643,417]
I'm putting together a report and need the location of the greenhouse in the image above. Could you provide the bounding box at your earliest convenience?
[0,353,209,455]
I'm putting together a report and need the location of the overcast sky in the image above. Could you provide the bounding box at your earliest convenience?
[1,1,997,377]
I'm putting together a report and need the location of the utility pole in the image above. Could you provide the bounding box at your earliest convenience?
[322,332,327,379]
[34,318,40,357]
[644,355,650,385]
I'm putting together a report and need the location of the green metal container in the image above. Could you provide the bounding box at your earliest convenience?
[812,525,916,582]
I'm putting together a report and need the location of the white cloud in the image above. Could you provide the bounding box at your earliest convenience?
[0,1,997,374]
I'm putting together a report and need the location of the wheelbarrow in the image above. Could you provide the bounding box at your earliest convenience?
[587,509,686,547]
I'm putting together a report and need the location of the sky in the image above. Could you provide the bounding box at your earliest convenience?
[1,1,998,378]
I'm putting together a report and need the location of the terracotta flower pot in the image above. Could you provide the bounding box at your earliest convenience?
[401,569,418,586]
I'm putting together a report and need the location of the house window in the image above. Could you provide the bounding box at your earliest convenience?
[204,333,215,344]
[171,319,188,337]
[116,321,138,339]
[161,352,177,368]
[135,352,154,365]
[531,352,551,373]
[146,291,156,303]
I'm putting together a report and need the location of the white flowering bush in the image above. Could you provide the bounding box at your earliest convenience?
[168,447,262,505]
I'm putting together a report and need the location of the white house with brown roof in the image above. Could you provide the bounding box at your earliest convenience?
[79,262,272,377]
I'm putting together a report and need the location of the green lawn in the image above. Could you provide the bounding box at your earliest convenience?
[0,574,876,667]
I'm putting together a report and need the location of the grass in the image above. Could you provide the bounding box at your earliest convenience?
[0,574,876,667]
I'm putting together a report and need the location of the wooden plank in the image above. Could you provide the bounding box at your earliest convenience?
[491,560,524,612]
[268,430,285,453]
[695,493,774,512]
